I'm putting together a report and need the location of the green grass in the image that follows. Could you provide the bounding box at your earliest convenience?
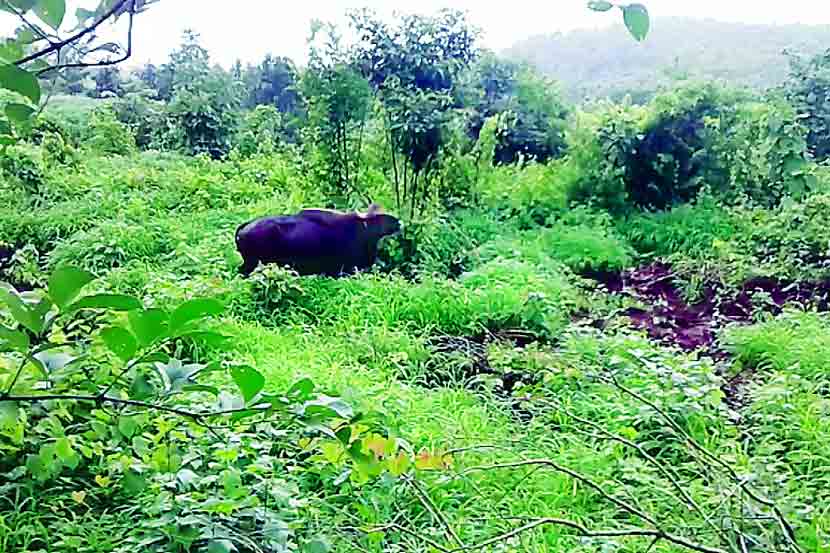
[722,311,830,550]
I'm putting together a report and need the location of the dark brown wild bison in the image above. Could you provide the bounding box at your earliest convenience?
[235,204,401,277]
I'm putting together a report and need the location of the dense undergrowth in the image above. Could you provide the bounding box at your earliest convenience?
[2,134,829,552]
[3,19,830,553]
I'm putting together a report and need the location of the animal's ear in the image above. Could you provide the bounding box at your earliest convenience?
[366,203,381,217]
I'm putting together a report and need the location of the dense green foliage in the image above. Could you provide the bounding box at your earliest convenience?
[1,3,829,553]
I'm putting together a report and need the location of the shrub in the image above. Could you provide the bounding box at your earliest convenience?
[563,102,641,213]
[24,113,75,146]
[708,95,816,206]
[0,143,45,195]
[464,54,571,166]
[379,209,506,277]
[233,105,283,157]
[84,106,137,155]
[48,220,177,274]
[112,88,166,149]
[565,83,791,212]
[477,159,570,224]
[785,47,830,161]
[41,130,79,168]
[723,311,830,521]
[163,69,243,159]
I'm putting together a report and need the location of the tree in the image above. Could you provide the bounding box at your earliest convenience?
[302,21,374,203]
[784,48,830,161]
[133,62,159,95]
[93,66,124,98]
[464,53,570,165]
[348,8,479,220]
[243,54,301,114]
[156,29,210,102]
[159,30,242,158]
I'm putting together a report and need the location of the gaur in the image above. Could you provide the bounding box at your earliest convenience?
[235,204,401,277]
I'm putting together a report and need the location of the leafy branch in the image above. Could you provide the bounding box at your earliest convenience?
[588,1,650,42]
[0,0,158,136]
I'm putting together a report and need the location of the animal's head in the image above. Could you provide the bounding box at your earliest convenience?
[359,203,401,238]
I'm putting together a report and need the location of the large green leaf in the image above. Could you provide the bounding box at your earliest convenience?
[302,395,354,420]
[68,293,142,313]
[287,377,315,400]
[0,63,40,104]
[48,266,95,310]
[0,287,42,334]
[118,415,138,438]
[128,308,168,347]
[101,326,137,363]
[0,1,37,15]
[169,298,224,334]
[5,102,34,124]
[230,365,265,404]
[55,436,79,469]
[176,330,229,349]
[0,324,29,352]
[33,0,65,30]
[207,539,237,553]
[0,401,19,429]
[122,470,147,495]
[587,0,614,11]
[621,3,649,41]
[129,372,155,400]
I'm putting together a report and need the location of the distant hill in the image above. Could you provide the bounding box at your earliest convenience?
[504,17,830,102]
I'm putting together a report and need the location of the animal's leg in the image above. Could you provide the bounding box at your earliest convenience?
[239,257,259,277]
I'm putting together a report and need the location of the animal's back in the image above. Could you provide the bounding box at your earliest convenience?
[236,213,353,260]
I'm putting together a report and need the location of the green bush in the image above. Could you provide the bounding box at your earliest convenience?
[241,258,585,338]
[232,105,284,158]
[563,83,806,212]
[41,130,80,168]
[48,220,177,274]
[563,102,640,213]
[708,95,816,206]
[84,106,138,155]
[625,192,830,292]
[24,113,75,147]
[477,159,570,224]
[0,143,45,195]
[785,47,830,161]
[163,69,243,159]
[379,209,506,277]
[112,88,165,149]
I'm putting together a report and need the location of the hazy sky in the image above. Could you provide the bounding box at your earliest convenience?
[4,1,830,69]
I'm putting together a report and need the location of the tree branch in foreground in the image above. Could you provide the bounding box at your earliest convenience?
[353,517,727,553]
[37,5,136,76]
[13,0,136,70]
[603,372,802,552]
[0,394,268,423]
[461,458,658,527]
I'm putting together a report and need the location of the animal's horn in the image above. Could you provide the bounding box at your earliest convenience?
[363,203,381,218]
